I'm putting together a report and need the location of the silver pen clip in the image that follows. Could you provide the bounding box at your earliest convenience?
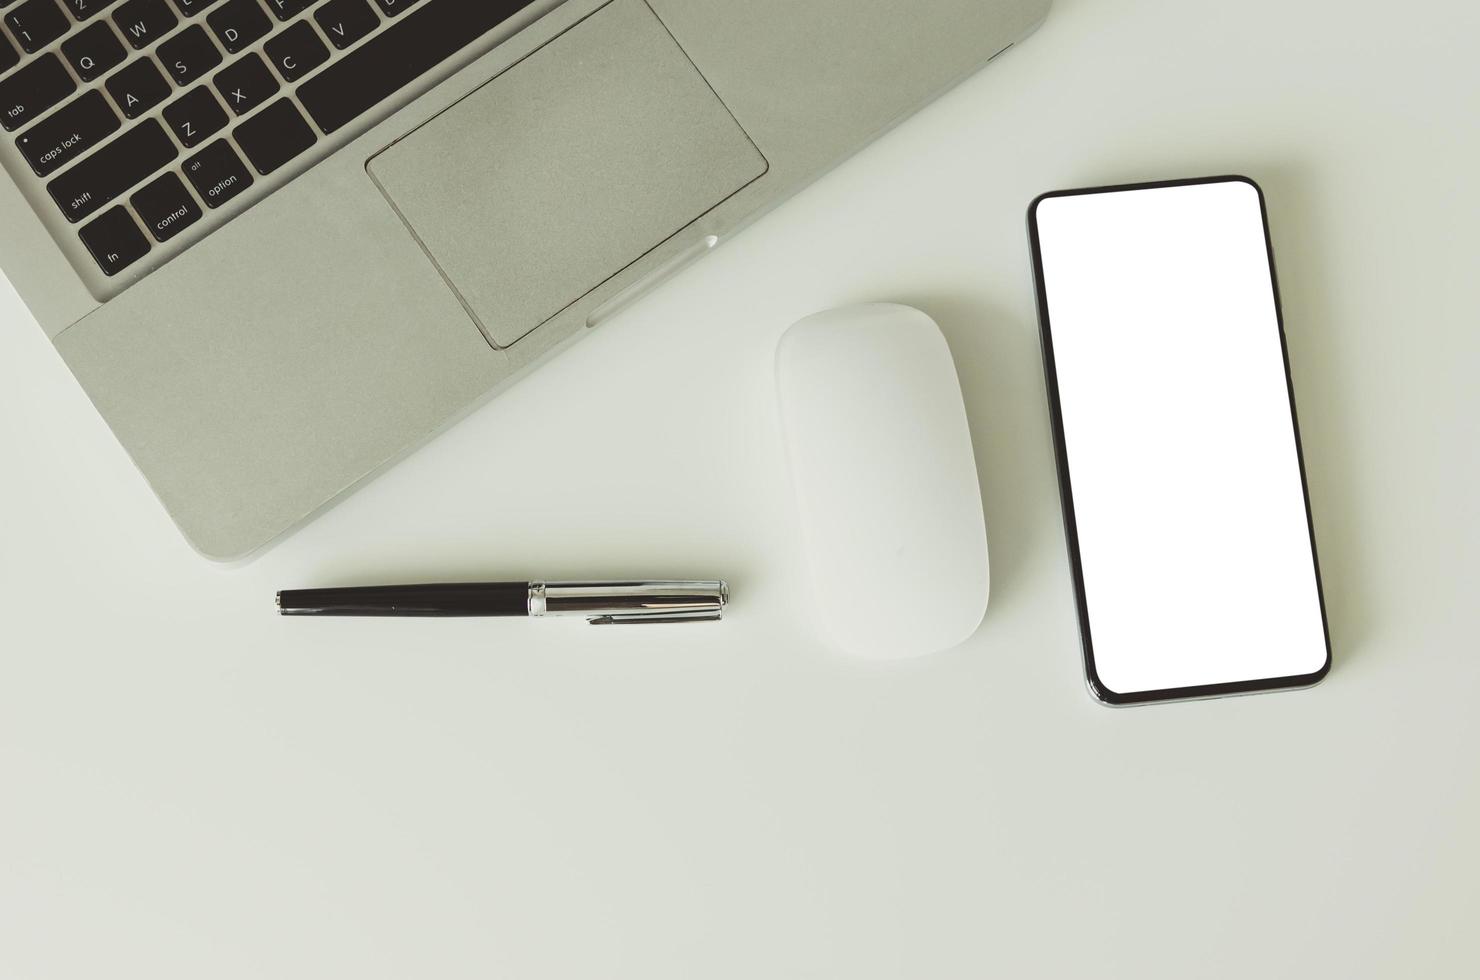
[528,581,728,625]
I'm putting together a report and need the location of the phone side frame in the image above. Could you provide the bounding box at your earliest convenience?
[1026,174,1333,707]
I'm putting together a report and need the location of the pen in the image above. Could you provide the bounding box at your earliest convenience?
[276,580,728,624]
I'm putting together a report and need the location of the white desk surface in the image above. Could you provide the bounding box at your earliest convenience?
[4,1,1478,976]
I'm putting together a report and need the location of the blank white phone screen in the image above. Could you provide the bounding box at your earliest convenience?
[1034,180,1327,696]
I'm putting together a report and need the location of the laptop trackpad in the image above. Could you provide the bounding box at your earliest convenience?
[366,0,767,349]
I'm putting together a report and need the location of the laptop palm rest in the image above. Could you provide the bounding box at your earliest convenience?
[366,0,768,350]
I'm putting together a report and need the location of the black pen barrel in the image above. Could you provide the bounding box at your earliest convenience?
[276,582,530,617]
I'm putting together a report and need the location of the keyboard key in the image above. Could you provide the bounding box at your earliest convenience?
[0,53,75,131]
[263,19,325,82]
[47,117,176,221]
[371,0,418,17]
[105,55,171,117]
[206,0,268,53]
[130,169,201,240]
[5,0,68,53]
[158,23,221,84]
[234,96,312,173]
[79,204,150,274]
[61,20,127,80]
[161,83,224,144]
[300,0,537,135]
[213,51,276,115]
[0,30,18,75]
[183,136,251,207]
[262,0,311,20]
[62,0,124,20]
[313,0,376,50]
[171,0,222,15]
[14,88,120,175]
[113,0,178,49]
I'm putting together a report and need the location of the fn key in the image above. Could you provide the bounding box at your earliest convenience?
[80,206,150,276]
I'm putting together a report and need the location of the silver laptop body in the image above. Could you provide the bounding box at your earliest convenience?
[0,0,1051,559]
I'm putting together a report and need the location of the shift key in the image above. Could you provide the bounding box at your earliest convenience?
[16,90,121,177]
[48,118,178,223]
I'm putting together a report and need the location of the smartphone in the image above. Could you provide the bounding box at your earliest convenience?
[1028,176,1330,706]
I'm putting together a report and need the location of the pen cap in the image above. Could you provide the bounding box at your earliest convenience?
[530,581,728,624]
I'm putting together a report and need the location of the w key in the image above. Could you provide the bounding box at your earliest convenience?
[112,0,178,49]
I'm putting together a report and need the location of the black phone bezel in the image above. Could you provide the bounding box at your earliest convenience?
[1026,174,1333,706]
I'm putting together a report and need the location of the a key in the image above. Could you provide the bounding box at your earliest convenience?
[62,0,124,20]
[5,0,69,54]
[47,117,177,221]
[130,169,202,241]
[113,0,178,50]
[182,136,251,207]
[170,0,222,15]
[0,53,75,131]
[61,21,127,81]
[262,0,312,21]
[313,0,377,50]
[263,19,326,82]
[157,22,221,84]
[213,51,276,115]
[161,83,224,145]
[206,0,268,54]
[105,55,171,118]
[234,96,314,174]
[371,0,418,17]
[79,204,150,275]
[14,88,120,175]
[299,0,537,135]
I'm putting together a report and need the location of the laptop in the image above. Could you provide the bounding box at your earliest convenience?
[0,0,1051,559]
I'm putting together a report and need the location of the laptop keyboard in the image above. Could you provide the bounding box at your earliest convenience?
[0,0,541,280]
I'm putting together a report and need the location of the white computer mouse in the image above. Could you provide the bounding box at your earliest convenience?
[776,303,990,660]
